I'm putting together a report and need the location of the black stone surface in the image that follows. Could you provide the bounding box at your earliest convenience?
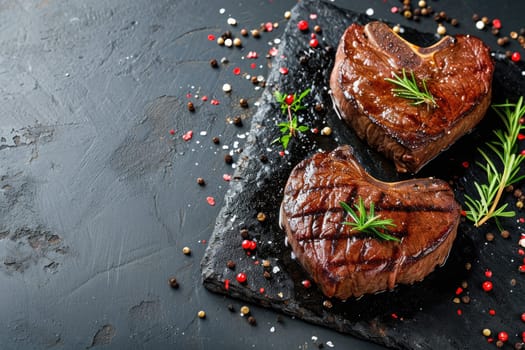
[202,1,525,349]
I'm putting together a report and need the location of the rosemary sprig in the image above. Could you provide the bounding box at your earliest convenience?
[464,97,525,227]
[385,68,437,109]
[272,88,310,149]
[340,197,399,242]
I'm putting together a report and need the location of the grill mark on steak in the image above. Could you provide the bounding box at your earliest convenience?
[280,145,460,299]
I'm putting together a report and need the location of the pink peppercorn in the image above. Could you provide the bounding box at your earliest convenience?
[297,20,309,31]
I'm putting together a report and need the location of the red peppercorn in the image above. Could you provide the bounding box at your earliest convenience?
[169,129,175,135]
[249,240,257,250]
[497,331,508,342]
[489,309,496,316]
[482,280,493,292]
[279,67,289,75]
[492,19,502,29]
[297,20,309,31]
[236,272,247,283]
[512,52,521,62]
[309,38,319,48]
[455,287,463,295]
[521,312,525,322]
[484,269,493,278]
[301,279,311,288]
[242,240,252,250]
[284,94,294,105]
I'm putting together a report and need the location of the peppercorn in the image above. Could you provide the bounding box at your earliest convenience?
[257,212,266,222]
[210,58,218,68]
[224,154,233,164]
[418,0,426,7]
[226,260,236,269]
[404,10,412,19]
[227,304,235,312]
[197,310,206,319]
[239,98,248,108]
[500,230,510,239]
[323,300,333,309]
[240,305,250,316]
[197,177,205,186]
[517,201,524,209]
[182,246,191,255]
[497,37,509,46]
[314,25,322,33]
[437,24,447,35]
[251,76,258,84]
[262,259,271,268]
[233,116,243,126]
[483,328,492,337]
[240,228,249,239]
[240,28,248,36]
[481,16,490,25]
[472,14,480,22]
[314,103,324,112]
[321,126,332,136]
[259,154,268,163]
[452,297,460,304]
[168,277,179,289]
[217,37,225,45]
[233,37,242,47]
[511,31,519,40]
[492,28,500,36]
[187,101,195,112]
[247,316,257,325]
[450,18,458,26]
[465,262,472,271]
[212,136,220,144]
[263,270,272,279]
[486,232,495,241]
[461,295,471,304]
[251,29,260,38]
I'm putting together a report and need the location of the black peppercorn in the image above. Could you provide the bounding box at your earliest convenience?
[226,260,236,269]
[210,58,218,68]
[247,316,257,326]
[197,177,205,186]
[212,136,220,144]
[259,154,268,163]
[227,304,235,312]
[233,116,243,126]
[224,154,233,164]
[239,98,248,108]
[187,101,195,112]
[168,277,179,289]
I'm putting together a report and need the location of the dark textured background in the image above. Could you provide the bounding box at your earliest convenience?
[1,1,525,349]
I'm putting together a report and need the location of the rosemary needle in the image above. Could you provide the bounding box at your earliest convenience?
[340,198,399,242]
[464,96,525,227]
[385,68,437,109]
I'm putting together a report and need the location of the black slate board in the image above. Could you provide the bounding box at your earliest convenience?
[201,1,525,349]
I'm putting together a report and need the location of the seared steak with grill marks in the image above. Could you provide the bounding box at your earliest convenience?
[280,145,460,299]
[330,21,494,173]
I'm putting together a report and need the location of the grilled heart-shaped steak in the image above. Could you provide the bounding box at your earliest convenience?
[330,21,494,173]
[280,145,460,299]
